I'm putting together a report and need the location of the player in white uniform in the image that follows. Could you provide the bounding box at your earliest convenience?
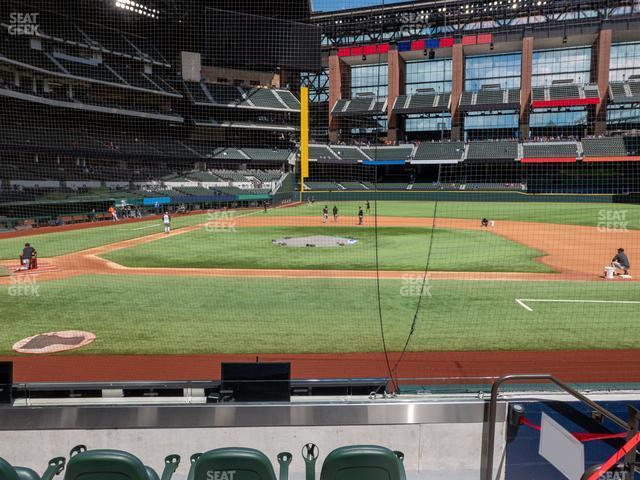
[163,212,171,234]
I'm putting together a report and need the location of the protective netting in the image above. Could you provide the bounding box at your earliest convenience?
[0,0,639,388]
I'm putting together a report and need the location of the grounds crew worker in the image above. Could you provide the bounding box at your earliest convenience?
[612,248,630,276]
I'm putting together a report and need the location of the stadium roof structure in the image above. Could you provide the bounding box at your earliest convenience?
[193,0,312,22]
[311,0,640,46]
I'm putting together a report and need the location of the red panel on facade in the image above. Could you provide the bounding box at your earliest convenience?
[583,156,640,163]
[337,47,351,57]
[351,46,363,56]
[439,37,454,47]
[377,43,389,54]
[521,157,577,164]
[363,45,377,55]
[462,35,477,45]
[532,98,601,108]
[477,33,493,44]
[411,40,425,50]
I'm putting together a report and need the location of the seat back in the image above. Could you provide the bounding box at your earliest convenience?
[319,446,406,480]
[63,450,150,480]
[192,448,277,480]
[16,467,41,480]
[0,457,20,480]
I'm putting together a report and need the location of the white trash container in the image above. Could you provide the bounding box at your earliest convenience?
[604,266,616,279]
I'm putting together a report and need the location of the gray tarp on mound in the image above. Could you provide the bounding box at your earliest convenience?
[272,235,358,248]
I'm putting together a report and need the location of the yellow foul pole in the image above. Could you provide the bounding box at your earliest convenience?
[300,86,309,203]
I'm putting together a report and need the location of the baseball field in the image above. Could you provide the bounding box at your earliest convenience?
[1,199,639,382]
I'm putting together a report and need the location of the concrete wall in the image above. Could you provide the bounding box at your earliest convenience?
[0,400,507,480]
[2,423,505,480]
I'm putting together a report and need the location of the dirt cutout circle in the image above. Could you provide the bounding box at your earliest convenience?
[13,330,96,354]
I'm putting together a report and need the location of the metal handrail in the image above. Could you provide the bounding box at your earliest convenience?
[482,374,631,480]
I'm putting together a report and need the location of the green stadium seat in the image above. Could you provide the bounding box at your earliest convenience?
[63,445,179,480]
[0,456,66,480]
[189,448,292,480]
[319,446,406,480]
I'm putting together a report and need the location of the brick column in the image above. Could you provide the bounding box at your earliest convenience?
[450,43,464,141]
[519,37,534,140]
[328,53,351,143]
[387,46,405,143]
[592,29,612,135]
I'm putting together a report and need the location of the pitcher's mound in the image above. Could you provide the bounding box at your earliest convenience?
[13,330,96,354]
[272,235,358,248]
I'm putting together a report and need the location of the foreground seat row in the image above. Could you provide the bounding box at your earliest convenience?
[1,444,406,480]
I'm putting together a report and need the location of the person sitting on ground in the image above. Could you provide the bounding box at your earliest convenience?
[481,218,490,227]
[612,248,630,276]
[19,243,37,270]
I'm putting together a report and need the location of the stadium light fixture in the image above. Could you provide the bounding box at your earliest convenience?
[114,0,158,18]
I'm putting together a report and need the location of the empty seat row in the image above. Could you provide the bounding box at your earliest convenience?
[1,443,405,480]
[414,142,465,162]
[184,83,300,111]
[522,142,578,158]
[466,141,518,161]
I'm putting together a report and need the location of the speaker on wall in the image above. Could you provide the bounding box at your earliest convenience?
[221,362,291,402]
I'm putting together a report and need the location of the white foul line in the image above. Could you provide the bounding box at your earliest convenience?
[516,298,640,312]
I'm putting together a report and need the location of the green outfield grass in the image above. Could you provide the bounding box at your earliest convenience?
[0,212,219,260]
[1,275,638,355]
[101,226,553,273]
[270,200,640,229]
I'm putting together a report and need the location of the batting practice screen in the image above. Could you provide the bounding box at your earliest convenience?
[0,0,639,390]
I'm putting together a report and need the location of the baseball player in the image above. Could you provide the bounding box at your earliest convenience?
[357,206,364,225]
[18,243,36,271]
[108,205,118,222]
[612,248,630,276]
[163,212,171,234]
[333,205,339,223]
[322,205,329,224]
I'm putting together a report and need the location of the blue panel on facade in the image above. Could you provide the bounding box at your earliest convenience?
[426,38,440,49]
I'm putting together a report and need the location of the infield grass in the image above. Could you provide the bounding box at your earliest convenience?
[101,226,553,273]
[1,275,638,355]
